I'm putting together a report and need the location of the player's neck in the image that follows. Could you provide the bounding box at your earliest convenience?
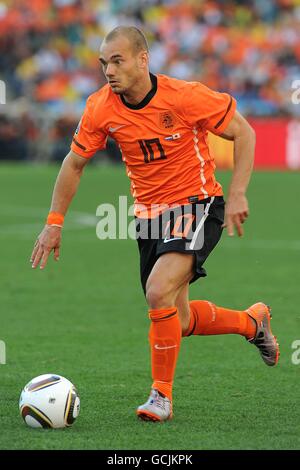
[122,74,153,105]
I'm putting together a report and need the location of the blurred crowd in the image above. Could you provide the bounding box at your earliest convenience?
[0,0,300,161]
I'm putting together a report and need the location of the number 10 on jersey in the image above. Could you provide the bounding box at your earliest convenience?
[138,138,166,163]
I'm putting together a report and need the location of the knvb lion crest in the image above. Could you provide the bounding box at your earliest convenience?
[159,111,176,129]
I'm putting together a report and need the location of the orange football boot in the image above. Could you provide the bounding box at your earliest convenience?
[246,302,280,366]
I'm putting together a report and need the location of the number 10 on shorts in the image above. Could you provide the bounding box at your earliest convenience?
[164,213,195,239]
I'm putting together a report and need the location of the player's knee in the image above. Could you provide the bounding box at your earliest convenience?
[146,283,174,309]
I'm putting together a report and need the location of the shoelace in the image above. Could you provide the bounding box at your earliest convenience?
[254,331,275,356]
[151,392,167,410]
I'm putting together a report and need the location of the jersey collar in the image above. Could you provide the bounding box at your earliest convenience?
[120,73,157,110]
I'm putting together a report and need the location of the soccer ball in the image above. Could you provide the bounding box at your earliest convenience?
[19,374,80,429]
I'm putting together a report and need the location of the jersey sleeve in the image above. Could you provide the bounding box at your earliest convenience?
[70,95,108,158]
[180,81,236,135]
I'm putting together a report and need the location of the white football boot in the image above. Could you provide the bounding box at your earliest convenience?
[136,389,172,422]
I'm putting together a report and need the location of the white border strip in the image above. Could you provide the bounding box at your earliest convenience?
[189,196,215,250]
[193,127,208,198]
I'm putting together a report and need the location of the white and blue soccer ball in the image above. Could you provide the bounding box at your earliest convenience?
[19,374,80,429]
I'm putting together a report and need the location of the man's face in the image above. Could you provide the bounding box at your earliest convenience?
[99,36,144,94]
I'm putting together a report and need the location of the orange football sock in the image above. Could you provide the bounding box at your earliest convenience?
[183,300,256,339]
[148,307,181,401]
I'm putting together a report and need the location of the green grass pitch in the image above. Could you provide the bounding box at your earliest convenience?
[0,163,299,450]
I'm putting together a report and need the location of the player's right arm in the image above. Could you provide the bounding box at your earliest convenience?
[30,150,89,270]
[31,91,108,270]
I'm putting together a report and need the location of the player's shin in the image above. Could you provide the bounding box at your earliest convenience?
[183,300,256,339]
[148,307,181,401]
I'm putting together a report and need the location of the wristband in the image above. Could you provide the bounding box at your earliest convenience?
[46,212,64,228]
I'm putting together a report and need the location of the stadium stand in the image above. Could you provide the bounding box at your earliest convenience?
[0,0,300,165]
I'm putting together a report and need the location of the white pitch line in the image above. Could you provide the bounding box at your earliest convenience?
[0,204,97,222]
[0,205,48,217]
[221,239,300,251]
[0,205,97,237]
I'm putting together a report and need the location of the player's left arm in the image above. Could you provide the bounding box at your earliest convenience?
[218,109,256,237]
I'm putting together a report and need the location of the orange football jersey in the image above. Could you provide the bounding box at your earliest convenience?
[71,74,236,217]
